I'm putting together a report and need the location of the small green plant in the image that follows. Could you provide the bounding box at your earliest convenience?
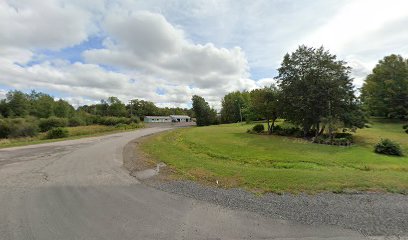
[46,127,69,139]
[374,139,403,156]
[403,124,408,134]
[252,124,265,133]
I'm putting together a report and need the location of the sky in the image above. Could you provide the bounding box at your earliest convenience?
[1,0,408,109]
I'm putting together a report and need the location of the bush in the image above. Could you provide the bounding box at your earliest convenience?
[334,132,353,142]
[312,134,352,146]
[374,139,403,156]
[252,124,265,133]
[8,121,39,138]
[39,117,68,132]
[0,118,39,138]
[68,117,85,127]
[0,119,11,138]
[46,127,69,139]
[274,126,302,136]
[97,116,131,126]
[403,124,408,134]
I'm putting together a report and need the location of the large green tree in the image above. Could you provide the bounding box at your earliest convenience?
[361,54,408,119]
[220,91,250,123]
[54,99,75,118]
[29,91,55,118]
[276,45,363,136]
[249,86,280,133]
[6,90,30,117]
[106,97,127,117]
[192,95,216,126]
[129,99,159,118]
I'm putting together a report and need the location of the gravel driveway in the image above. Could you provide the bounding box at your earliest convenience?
[145,178,408,238]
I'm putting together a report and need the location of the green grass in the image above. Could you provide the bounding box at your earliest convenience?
[140,119,408,194]
[0,124,143,149]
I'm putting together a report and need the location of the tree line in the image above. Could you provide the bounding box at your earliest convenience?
[0,91,193,139]
[194,45,407,136]
[0,92,192,120]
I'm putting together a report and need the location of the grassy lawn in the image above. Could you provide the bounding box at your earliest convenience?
[0,125,143,149]
[140,119,408,194]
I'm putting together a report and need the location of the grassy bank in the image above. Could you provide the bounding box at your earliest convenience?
[0,124,143,149]
[141,119,408,193]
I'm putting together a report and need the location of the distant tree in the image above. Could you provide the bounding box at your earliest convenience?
[96,99,109,116]
[106,97,127,117]
[29,91,55,118]
[249,86,280,134]
[192,95,216,126]
[54,99,75,118]
[129,99,159,118]
[276,45,364,136]
[6,90,30,117]
[0,99,9,117]
[220,91,250,123]
[361,54,408,119]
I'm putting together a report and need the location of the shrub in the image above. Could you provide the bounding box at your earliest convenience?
[0,119,11,138]
[8,121,39,138]
[68,117,85,127]
[334,132,353,142]
[252,124,265,133]
[312,134,352,146]
[130,116,141,124]
[0,118,39,138]
[374,139,403,156]
[403,124,408,134]
[97,116,131,126]
[39,117,68,132]
[275,126,302,136]
[46,127,69,139]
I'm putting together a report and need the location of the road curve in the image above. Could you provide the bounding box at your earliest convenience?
[0,128,365,240]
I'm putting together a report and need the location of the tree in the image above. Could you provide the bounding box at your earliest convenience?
[96,100,109,116]
[128,99,159,118]
[361,54,408,119]
[54,99,75,118]
[106,97,127,117]
[249,86,280,134]
[29,91,55,118]
[6,90,30,117]
[192,95,216,126]
[0,99,9,117]
[276,45,363,136]
[220,91,250,123]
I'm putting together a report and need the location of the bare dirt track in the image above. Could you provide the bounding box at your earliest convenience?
[0,128,366,239]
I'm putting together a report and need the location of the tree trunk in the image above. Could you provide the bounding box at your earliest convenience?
[270,117,276,134]
[267,117,271,133]
[318,125,325,136]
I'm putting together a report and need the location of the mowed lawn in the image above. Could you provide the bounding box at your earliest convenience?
[141,119,408,193]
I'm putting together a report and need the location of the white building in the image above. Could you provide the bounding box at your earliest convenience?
[144,116,172,123]
[170,115,191,122]
[144,115,191,123]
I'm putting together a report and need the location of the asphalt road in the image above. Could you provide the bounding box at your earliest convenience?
[0,128,366,240]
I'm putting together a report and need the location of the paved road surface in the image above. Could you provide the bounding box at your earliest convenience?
[0,128,365,239]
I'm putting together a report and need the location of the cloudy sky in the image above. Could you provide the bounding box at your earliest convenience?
[1,0,408,108]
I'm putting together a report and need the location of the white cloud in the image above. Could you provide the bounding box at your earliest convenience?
[1,0,408,109]
[84,10,254,107]
[0,0,92,50]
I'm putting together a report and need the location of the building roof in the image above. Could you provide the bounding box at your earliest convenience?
[145,116,170,119]
[170,115,190,118]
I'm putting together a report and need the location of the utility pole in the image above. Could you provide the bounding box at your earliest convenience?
[129,100,133,117]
